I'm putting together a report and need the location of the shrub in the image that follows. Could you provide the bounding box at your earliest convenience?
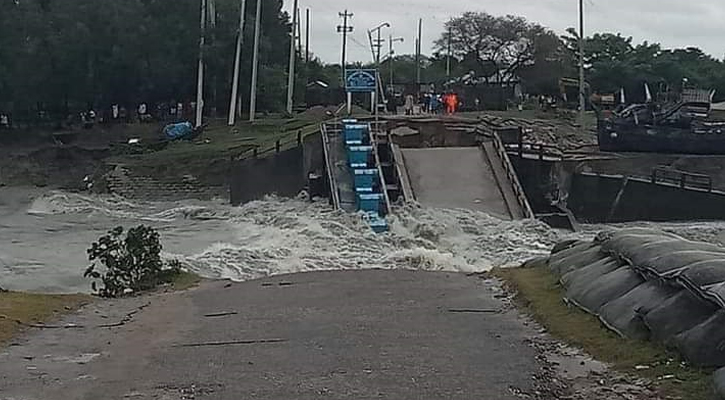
[84,225,181,298]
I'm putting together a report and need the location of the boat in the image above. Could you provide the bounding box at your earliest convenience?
[597,89,725,154]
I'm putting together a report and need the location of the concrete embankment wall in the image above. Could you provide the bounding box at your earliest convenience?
[568,172,725,223]
[509,155,725,224]
[229,132,324,206]
[545,229,725,398]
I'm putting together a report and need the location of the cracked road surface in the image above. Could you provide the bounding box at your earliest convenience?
[0,270,643,399]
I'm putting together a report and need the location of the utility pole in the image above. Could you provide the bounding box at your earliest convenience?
[286,0,298,115]
[416,18,422,86]
[296,7,302,53]
[195,0,207,128]
[248,0,262,122]
[446,25,452,77]
[228,0,247,126]
[578,0,586,129]
[305,8,310,64]
[337,10,354,84]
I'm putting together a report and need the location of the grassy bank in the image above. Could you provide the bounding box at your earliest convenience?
[494,264,714,400]
[0,292,91,346]
[168,271,203,291]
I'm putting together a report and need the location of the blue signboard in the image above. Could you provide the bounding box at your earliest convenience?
[345,69,378,93]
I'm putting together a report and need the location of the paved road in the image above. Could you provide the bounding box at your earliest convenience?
[0,271,548,400]
[402,147,511,219]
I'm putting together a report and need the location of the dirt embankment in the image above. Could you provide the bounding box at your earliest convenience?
[0,124,230,196]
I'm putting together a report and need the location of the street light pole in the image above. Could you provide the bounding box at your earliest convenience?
[285,0,299,115]
[389,36,404,92]
[227,0,247,126]
[578,0,586,129]
[248,0,262,122]
[195,0,207,128]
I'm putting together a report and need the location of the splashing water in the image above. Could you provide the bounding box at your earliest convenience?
[3,189,563,292]
[170,198,562,281]
[9,189,725,293]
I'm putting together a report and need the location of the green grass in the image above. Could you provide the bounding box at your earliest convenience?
[115,116,325,168]
[0,292,91,347]
[168,271,203,291]
[494,264,714,400]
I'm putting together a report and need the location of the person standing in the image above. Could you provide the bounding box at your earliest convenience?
[0,113,9,130]
[404,94,414,116]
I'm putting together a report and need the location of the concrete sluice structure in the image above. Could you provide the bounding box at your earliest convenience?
[545,228,725,397]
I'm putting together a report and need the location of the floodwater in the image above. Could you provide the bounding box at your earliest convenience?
[4,187,725,294]
[0,188,562,294]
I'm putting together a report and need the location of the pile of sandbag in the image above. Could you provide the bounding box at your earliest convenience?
[547,228,725,397]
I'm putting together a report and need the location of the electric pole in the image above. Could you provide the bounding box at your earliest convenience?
[337,10,354,84]
[578,0,586,129]
[296,7,302,52]
[446,25,452,77]
[228,0,247,126]
[286,0,299,115]
[248,0,262,122]
[195,0,207,128]
[416,18,422,86]
[305,8,310,64]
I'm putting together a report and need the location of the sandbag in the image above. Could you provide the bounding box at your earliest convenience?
[551,239,583,255]
[549,245,607,276]
[679,260,725,308]
[637,251,725,278]
[565,266,644,315]
[643,290,719,345]
[674,310,725,368]
[598,281,678,340]
[560,257,622,289]
[548,242,597,275]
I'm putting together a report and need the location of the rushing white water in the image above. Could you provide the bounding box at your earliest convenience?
[6,188,725,294]
[1,188,563,293]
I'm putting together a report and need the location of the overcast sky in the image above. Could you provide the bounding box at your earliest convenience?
[283,0,725,64]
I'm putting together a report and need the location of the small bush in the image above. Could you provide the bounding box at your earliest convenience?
[84,225,181,298]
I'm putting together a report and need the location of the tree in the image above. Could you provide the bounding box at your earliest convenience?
[85,225,181,298]
[435,12,561,86]
[0,0,295,123]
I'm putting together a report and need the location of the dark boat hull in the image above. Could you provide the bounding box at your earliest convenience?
[598,123,725,155]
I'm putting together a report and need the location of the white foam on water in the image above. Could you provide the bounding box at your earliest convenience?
[166,197,563,282]
[15,189,725,292]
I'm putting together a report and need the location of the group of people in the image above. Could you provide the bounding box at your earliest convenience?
[0,100,198,131]
[403,92,461,116]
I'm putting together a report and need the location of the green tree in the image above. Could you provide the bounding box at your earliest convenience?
[0,0,295,122]
[435,12,562,86]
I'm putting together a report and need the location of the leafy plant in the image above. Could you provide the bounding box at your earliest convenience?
[84,225,181,298]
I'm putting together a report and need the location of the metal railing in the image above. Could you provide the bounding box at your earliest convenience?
[367,122,392,215]
[231,130,304,162]
[490,132,535,219]
[321,123,341,209]
[651,167,713,192]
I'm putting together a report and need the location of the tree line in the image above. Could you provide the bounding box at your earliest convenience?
[3,3,725,125]
[377,12,725,104]
[0,0,297,124]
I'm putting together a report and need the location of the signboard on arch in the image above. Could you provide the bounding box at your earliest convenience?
[345,69,378,93]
